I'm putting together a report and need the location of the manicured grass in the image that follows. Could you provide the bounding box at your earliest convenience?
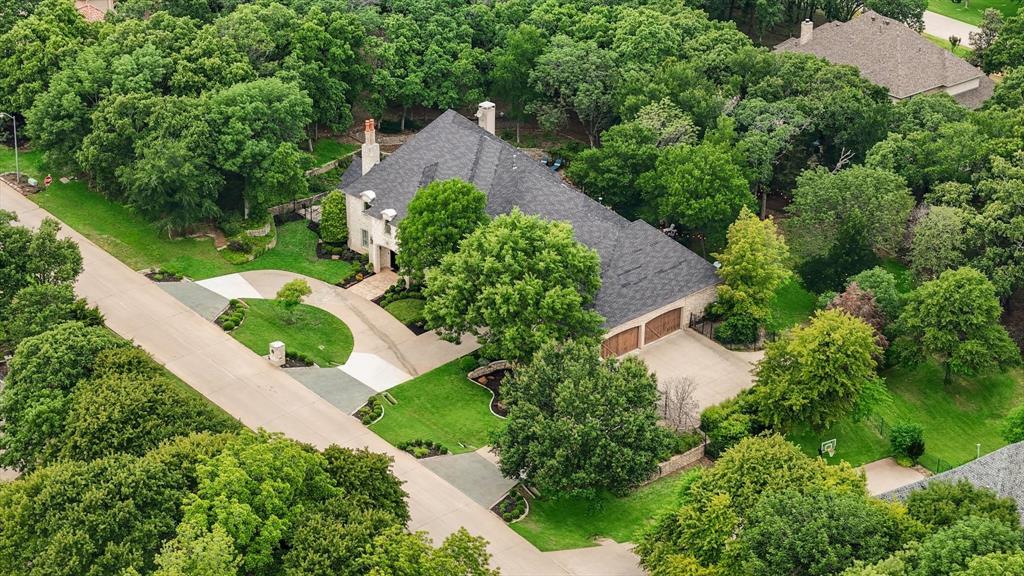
[370,357,504,454]
[924,32,974,58]
[385,298,426,324]
[310,140,359,167]
[789,362,1024,471]
[0,147,45,179]
[927,0,1020,26]
[766,277,817,333]
[230,299,354,366]
[511,470,699,551]
[26,178,354,283]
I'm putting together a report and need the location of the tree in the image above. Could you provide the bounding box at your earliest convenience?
[970,9,1004,71]
[827,282,889,350]
[848,267,903,322]
[153,522,241,576]
[889,422,925,463]
[0,212,83,312]
[730,491,915,576]
[491,24,545,143]
[642,135,754,252]
[865,0,927,31]
[530,35,617,146]
[906,480,1020,530]
[360,527,498,576]
[893,267,1019,383]
[276,278,312,319]
[752,309,886,432]
[910,205,965,282]
[423,209,603,363]
[989,66,1024,110]
[566,122,660,219]
[955,552,1024,576]
[282,498,400,576]
[0,0,93,114]
[494,340,666,497]
[318,191,348,244]
[1003,404,1024,444]
[2,284,101,350]
[396,179,488,285]
[785,166,914,259]
[0,322,127,471]
[321,446,408,522]
[916,516,1023,576]
[982,9,1024,73]
[713,206,790,322]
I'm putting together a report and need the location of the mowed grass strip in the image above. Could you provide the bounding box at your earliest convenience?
[370,357,504,454]
[230,299,354,366]
[766,277,817,333]
[926,0,1018,26]
[790,362,1024,470]
[511,470,699,551]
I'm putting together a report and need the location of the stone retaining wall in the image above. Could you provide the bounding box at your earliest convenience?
[467,360,513,380]
[643,442,706,485]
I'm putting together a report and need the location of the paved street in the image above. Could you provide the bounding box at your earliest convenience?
[0,183,643,576]
[923,11,980,46]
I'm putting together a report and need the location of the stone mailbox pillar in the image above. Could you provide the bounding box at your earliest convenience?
[269,341,286,367]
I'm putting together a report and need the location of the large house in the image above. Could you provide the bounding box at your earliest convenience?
[340,104,720,357]
[775,11,994,108]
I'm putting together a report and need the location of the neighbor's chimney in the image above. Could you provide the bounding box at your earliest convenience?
[800,19,814,45]
[475,101,496,135]
[362,119,380,175]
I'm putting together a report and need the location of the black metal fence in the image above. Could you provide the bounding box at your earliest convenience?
[689,312,715,339]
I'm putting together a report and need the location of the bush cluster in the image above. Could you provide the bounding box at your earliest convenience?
[716,313,758,346]
[378,284,424,308]
[396,439,449,459]
[218,301,247,332]
[495,490,527,523]
[356,395,384,425]
[890,422,926,464]
[700,395,758,458]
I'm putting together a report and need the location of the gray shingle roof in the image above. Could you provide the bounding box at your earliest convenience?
[342,110,720,328]
[883,442,1024,523]
[775,11,989,106]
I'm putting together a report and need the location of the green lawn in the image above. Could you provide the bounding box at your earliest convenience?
[0,147,45,179]
[927,0,1020,26]
[789,362,1024,471]
[385,298,426,324]
[766,277,817,333]
[370,357,504,453]
[511,470,699,551]
[230,299,354,366]
[923,32,974,58]
[310,140,359,167]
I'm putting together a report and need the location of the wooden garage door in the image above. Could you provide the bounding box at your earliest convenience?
[644,308,681,344]
[601,327,640,358]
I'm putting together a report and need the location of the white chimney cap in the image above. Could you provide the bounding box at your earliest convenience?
[360,190,376,203]
[381,208,397,221]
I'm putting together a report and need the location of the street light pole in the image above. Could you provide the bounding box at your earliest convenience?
[0,112,18,184]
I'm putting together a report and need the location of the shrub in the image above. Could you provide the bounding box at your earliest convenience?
[356,395,384,425]
[320,191,348,244]
[890,422,925,463]
[817,291,838,309]
[716,313,758,346]
[221,321,236,331]
[701,399,753,458]
[1002,404,1024,444]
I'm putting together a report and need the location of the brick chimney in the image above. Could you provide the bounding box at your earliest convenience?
[362,119,380,175]
[475,101,496,135]
[800,19,814,45]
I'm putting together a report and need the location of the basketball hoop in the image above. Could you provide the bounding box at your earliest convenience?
[821,439,837,458]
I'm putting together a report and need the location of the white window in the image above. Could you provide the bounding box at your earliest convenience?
[361,229,369,247]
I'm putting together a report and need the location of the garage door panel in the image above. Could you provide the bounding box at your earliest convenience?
[602,327,639,358]
[644,308,681,344]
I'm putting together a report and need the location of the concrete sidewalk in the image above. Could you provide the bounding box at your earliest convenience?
[0,183,642,575]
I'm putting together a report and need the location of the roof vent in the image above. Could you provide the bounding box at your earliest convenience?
[381,208,397,221]
[360,190,376,203]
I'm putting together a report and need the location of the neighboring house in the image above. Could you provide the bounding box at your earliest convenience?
[775,11,994,108]
[883,441,1024,523]
[75,0,113,21]
[340,104,720,357]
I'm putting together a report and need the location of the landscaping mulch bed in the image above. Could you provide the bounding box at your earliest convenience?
[474,369,510,417]
[492,488,527,523]
[145,269,183,282]
[282,353,315,368]
[216,300,248,331]
[397,439,449,459]
[316,240,363,262]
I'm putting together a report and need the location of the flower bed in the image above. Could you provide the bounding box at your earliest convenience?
[396,439,449,459]
[356,394,385,425]
[145,268,183,282]
[492,489,528,523]
[374,284,428,333]
[283,350,315,368]
[473,369,510,418]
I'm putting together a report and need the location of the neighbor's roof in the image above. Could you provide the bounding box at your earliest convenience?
[883,441,1024,523]
[75,0,105,21]
[341,110,720,328]
[775,11,987,102]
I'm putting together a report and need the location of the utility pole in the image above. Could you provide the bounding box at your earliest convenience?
[0,112,19,184]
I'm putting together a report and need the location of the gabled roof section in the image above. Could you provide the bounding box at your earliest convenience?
[775,11,986,100]
[883,442,1024,523]
[342,110,720,328]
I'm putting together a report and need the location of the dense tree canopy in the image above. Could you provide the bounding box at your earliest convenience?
[713,206,790,323]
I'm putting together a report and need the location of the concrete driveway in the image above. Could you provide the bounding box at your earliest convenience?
[863,458,929,495]
[635,329,762,410]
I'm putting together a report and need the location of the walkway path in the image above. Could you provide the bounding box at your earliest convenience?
[0,183,642,575]
[923,11,980,46]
